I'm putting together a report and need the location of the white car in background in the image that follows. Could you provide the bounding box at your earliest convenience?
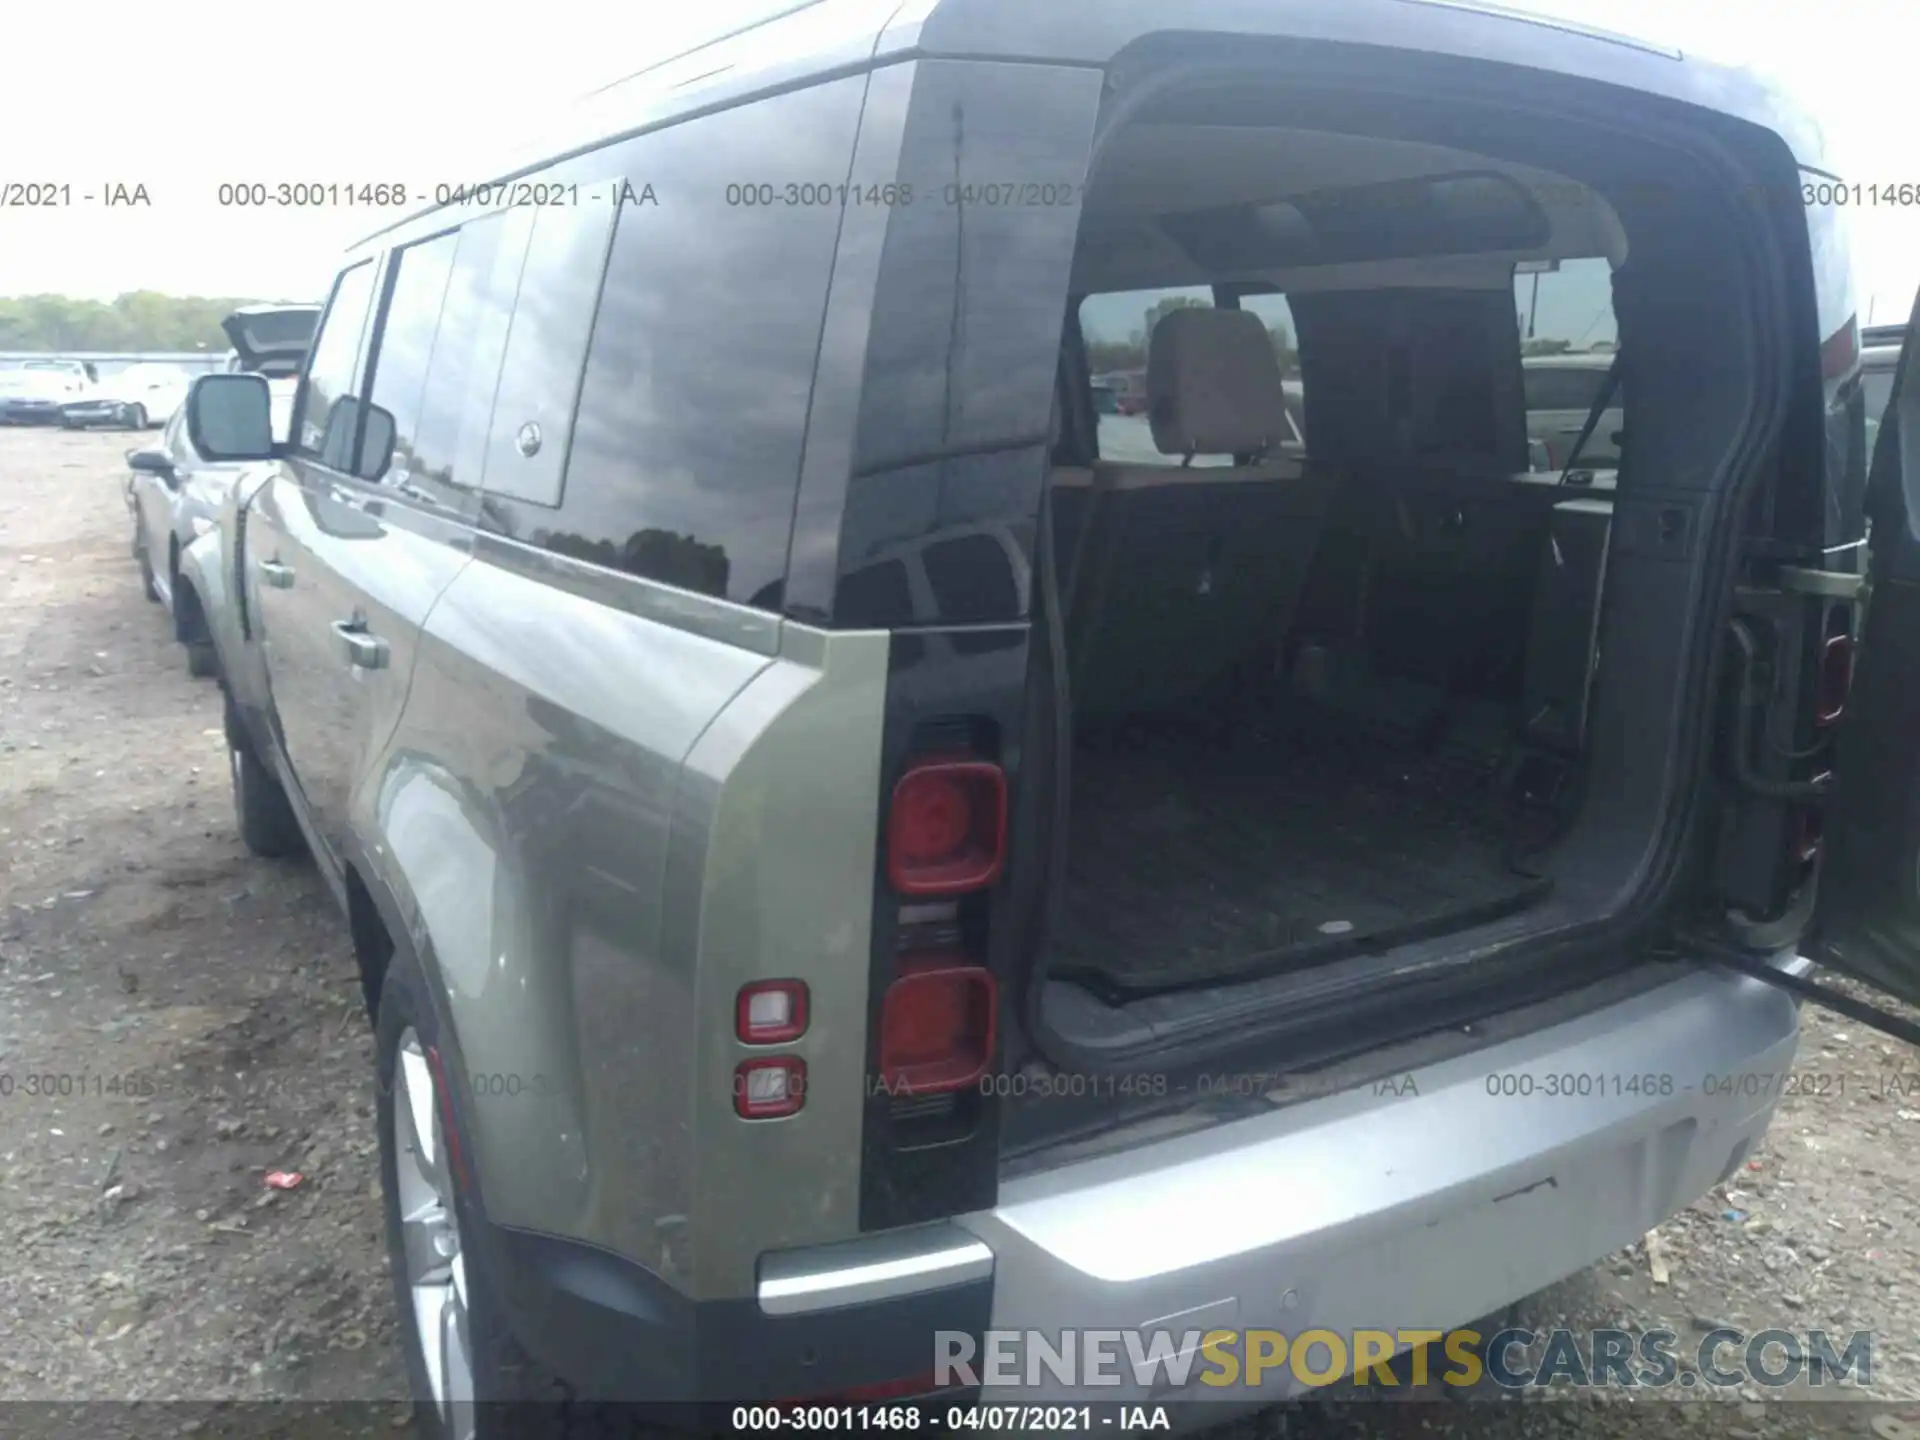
[59,362,191,430]
[0,359,99,425]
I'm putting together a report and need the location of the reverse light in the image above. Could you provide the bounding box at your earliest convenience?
[736,980,809,1045]
[878,961,997,1095]
[734,1057,807,1119]
[886,759,1006,897]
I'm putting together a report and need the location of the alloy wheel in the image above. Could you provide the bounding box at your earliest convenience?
[393,1029,477,1439]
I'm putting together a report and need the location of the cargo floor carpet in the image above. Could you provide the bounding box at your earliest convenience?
[1050,715,1553,996]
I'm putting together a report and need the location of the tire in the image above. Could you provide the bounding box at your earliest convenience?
[375,948,667,1440]
[226,703,303,858]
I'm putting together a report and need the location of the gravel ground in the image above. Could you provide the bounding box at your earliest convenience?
[1,427,1917,1440]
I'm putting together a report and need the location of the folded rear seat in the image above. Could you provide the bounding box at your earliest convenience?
[1067,307,1336,721]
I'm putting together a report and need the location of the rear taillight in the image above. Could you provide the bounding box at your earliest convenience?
[736,979,808,1045]
[886,760,1006,896]
[778,1373,946,1407]
[1814,635,1853,726]
[734,1057,806,1119]
[878,960,997,1095]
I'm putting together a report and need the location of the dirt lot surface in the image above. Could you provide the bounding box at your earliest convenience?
[1,427,1917,1440]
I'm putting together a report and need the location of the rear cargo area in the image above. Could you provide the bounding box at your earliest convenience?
[1054,702,1557,996]
[1011,41,1779,1045]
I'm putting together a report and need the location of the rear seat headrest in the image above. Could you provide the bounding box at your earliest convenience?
[1147,307,1291,459]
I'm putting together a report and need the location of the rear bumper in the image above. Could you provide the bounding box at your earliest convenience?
[490,960,1800,1414]
[956,961,1799,1409]
[60,402,127,425]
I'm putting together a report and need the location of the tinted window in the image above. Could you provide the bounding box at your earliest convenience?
[1522,365,1611,412]
[1235,292,1304,447]
[161,407,188,458]
[1078,287,1217,466]
[1862,366,1896,433]
[297,260,378,469]
[1080,287,1305,464]
[361,231,459,483]
[479,201,617,506]
[478,77,864,610]
[408,211,530,507]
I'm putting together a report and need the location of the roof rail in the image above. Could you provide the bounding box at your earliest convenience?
[581,0,831,99]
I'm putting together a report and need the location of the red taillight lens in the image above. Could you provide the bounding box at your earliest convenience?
[879,962,997,1095]
[778,1373,944,1407]
[736,980,809,1045]
[887,760,1006,897]
[1815,635,1853,726]
[734,1057,807,1119]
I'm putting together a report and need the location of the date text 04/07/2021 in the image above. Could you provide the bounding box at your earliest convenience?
[210,180,660,210]
[728,1404,1172,1431]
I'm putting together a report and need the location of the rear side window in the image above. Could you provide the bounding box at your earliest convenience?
[476,75,865,611]
[1078,287,1305,463]
[297,260,378,469]
[1079,287,1212,465]
[1521,365,1612,412]
[409,211,531,506]
[361,230,460,483]
[1513,257,1622,468]
[479,201,618,506]
[1235,291,1304,445]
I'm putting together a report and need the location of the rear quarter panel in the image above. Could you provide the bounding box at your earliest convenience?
[354,543,886,1301]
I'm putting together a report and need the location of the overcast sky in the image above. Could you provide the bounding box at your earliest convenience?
[2,0,1914,325]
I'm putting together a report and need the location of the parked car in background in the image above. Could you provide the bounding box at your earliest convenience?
[124,412,228,677]
[1522,350,1621,469]
[60,362,190,430]
[0,359,98,425]
[222,303,321,443]
[123,306,320,678]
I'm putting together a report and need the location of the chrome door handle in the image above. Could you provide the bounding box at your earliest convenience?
[258,558,295,589]
[331,619,389,670]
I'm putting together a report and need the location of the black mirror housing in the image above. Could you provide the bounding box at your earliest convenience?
[185,373,275,462]
[126,449,173,477]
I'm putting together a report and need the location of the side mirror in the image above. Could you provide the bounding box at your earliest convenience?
[126,448,174,480]
[317,395,397,478]
[185,373,275,462]
[361,403,397,479]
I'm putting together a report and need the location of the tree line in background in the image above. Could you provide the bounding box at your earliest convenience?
[0,293,288,353]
